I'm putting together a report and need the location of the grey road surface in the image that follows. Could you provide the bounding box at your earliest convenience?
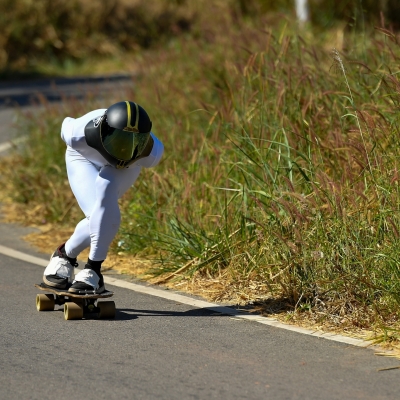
[0,108,19,143]
[1,254,400,400]
[0,75,132,108]
[0,75,133,146]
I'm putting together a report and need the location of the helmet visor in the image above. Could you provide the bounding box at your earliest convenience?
[101,128,150,161]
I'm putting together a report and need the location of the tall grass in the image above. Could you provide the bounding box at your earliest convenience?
[2,3,400,332]
[127,18,400,330]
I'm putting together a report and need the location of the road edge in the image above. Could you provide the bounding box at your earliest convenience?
[0,243,392,353]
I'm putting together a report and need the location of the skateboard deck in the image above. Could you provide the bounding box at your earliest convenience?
[35,283,115,320]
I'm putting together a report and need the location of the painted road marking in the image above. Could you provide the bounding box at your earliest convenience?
[0,141,13,153]
[0,137,27,153]
[0,244,384,351]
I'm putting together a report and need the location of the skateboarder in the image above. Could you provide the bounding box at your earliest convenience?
[42,101,164,294]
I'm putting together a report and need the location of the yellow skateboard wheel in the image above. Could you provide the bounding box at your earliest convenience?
[98,301,116,319]
[64,302,84,320]
[36,294,55,311]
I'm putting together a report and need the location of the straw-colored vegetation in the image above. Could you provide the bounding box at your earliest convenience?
[2,0,400,345]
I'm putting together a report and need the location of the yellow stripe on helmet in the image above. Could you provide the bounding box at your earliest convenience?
[124,101,140,132]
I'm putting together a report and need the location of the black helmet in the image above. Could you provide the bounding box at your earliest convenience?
[85,101,152,169]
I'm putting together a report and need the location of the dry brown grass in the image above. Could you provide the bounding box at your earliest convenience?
[0,200,151,275]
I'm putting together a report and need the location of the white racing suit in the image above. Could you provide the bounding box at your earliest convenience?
[61,109,164,262]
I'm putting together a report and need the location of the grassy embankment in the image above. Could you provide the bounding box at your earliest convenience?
[2,1,400,344]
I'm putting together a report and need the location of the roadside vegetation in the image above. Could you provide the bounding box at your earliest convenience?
[2,0,400,345]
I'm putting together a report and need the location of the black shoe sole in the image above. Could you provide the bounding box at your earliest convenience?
[68,284,106,295]
[43,275,68,290]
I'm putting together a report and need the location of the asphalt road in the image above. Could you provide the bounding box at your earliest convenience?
[0,75,132,107]
[1,254,400,400]
[0,77,400,400]
[0,75,133,152]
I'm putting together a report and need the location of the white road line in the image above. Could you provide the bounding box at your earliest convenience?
[0,244,384,350]
[0,141,13,153]
[0,245,48,266]
[0,136,27,153]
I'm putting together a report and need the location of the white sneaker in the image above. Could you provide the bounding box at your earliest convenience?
[43,245,78,289]
[69,267,105,294]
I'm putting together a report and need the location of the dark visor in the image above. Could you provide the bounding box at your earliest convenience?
[102,128,150,161]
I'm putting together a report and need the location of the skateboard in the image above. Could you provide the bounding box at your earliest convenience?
[35,283,115,320]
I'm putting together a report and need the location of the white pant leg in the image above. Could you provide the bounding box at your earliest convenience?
[65,147,100,216]
[65,218,91,259]
[64,148,98,258]
[64,147,142,261]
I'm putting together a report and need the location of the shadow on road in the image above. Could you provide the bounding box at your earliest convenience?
[116,306,243,321]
